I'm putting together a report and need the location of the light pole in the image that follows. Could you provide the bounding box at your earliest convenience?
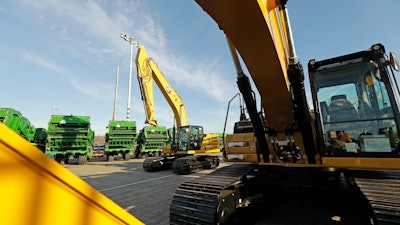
[120,32,137,121]
[112,65,119,121]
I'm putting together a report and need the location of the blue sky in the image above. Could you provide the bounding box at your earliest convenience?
[1,0,400,136]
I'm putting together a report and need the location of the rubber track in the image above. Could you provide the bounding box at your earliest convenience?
[143,156,174,172]
[143,157,164,172]
[355,177,400,225]
[172,156,203,175]
[170,164,255,225]
[172,155,220,175]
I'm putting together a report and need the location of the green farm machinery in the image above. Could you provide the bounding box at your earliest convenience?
[136,125,169,157]
[0,107,47,152]
[104,120,138,161]
[45,115,94,165]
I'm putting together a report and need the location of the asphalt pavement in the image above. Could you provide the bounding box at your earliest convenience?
[66,155,227,225]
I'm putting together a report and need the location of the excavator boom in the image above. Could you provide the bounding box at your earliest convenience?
[136,47,157,126]
[135,46,187,128]
[196,0,293,134]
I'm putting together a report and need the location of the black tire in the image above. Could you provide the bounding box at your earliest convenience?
[55,155,66,165]
[65,156,70,164]
[78,154,87,165]
[107,155,114,162]
[123,152,130,161]
[213,157,220,168]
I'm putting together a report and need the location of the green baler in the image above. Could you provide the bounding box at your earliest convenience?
[45,115,94,165]
[0,108,23,131]
[0,107,47,151]
[136,125,169,157]
[105,120,138,161]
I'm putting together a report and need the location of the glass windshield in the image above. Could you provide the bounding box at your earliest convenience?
[177,126,203,151]
[315,60,397,153]
[178,127,189,151]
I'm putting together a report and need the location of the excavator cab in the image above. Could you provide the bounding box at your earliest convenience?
[309,44,400,166]
[177,125,204,151]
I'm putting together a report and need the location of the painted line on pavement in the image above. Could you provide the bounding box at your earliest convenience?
[99,174,175,192]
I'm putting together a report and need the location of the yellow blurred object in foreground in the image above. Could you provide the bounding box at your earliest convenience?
[0,123,144,225]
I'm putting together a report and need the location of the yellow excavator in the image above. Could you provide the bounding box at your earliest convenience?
[170,1,400,224]
[2,1,399,225]
[132,38,221,174]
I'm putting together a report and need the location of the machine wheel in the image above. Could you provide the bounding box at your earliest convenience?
[55,155,65,165]
[217,191,236,224]
[78,154,87,165]
[210,156,219,168]
[198,155,220,169]
[133,149,138,158]
[107,155,114,162]
[123,152,130,161]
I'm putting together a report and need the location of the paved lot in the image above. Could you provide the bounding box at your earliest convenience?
[66,155,229,225]
[60,156,384,225]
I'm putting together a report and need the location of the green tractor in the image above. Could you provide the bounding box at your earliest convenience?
[45,115,94,165]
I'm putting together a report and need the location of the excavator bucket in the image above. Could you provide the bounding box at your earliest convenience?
[0,123,144,225]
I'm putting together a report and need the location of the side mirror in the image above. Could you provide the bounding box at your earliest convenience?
[390,52,399,71]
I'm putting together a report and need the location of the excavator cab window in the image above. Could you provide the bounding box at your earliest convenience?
[177,125,204,151]
[310,48,400,156]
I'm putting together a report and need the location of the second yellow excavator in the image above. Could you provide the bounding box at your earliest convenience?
[131,38,221,174]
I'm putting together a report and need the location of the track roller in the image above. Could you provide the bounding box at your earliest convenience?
[170,164,256,224]
[171,155,220,175]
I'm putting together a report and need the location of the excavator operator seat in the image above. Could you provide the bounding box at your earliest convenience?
[329,94,358,122]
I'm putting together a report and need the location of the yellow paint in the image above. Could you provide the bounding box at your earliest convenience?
[322,157,400,170]
[0,123,144,225]
[136,46,187,129]
[195,0,294,133]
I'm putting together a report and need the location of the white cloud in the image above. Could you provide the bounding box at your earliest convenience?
[23,52,66,75]
[69,77,114,99]
[146,49,235,102]
[18,0,233,105]
[23,51,113,100]
[17,0,147,54]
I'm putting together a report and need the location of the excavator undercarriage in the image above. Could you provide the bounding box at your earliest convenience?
[170,163,400,225]
[143,154,219,175]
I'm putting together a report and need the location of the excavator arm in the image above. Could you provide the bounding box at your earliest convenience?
[135,46,187,129]
[197,0,316,163]
[196,0,294,133]
[136,47,157,126]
